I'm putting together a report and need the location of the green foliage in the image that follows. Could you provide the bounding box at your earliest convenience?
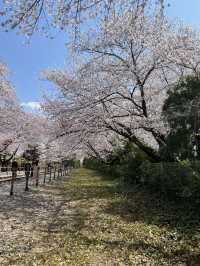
[140,160,200,200]
[161,75,200,161]
[0,152,12,167]
[22,144,40,163]
[84,139,200,200]
[63,158,81,168]
[83,157,104,170]
[13,155,27,167]
[84,141,149,183]
[73,160,81,168]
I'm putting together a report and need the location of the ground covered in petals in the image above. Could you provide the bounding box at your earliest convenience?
[0,169,200,265]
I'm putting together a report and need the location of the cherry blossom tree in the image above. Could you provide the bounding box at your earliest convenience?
[0,63,22,162]
[0,61,74,166]
[0,63,45,164]
[42,84,117,160]
[0,0,165,38]
[42,12,200,162]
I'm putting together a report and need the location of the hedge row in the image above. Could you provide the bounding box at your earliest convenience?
[84,157,200,200]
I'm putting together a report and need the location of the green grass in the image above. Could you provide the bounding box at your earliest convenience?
[2,168,200,265]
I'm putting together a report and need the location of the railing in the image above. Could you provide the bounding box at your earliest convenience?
[0,167,25,180]
[0,164,72,196]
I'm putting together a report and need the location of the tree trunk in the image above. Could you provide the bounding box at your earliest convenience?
[130,135,162,162]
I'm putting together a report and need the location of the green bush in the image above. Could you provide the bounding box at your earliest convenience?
[83,158,104,170]
[83,142,149,183]
[140,160,200,199]
[63,159,81,168]
[73,160,81,168]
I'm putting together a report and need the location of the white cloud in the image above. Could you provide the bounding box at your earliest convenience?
[21,101,41,110]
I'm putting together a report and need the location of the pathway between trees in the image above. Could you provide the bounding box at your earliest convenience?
[0,169,200,265]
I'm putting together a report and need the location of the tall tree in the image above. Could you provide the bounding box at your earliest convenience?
[0,62,23,164]
[43,12,200,161]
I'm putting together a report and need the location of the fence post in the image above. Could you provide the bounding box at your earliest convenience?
[49,166,52,182]
[35,166,39,187]
[25,171,29,191]
[43,167,47,184]
[10,166,17,196]
[54,166,56,180]
[61,164,63,177]
[57,166,60,178]
[61,165,63,177]
[24,163,31,192]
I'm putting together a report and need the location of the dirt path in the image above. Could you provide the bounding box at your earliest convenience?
[0,169,200,266]
[0,176,75,265]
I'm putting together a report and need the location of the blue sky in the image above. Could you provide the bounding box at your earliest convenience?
[167,0,200,27]
[0,0,200,110]
[0,30,69,105]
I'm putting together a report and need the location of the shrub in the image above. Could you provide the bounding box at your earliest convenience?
[83,158,104,170]
[140,160,200,199]
[63,159,81,168]
[83,142,149,183]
